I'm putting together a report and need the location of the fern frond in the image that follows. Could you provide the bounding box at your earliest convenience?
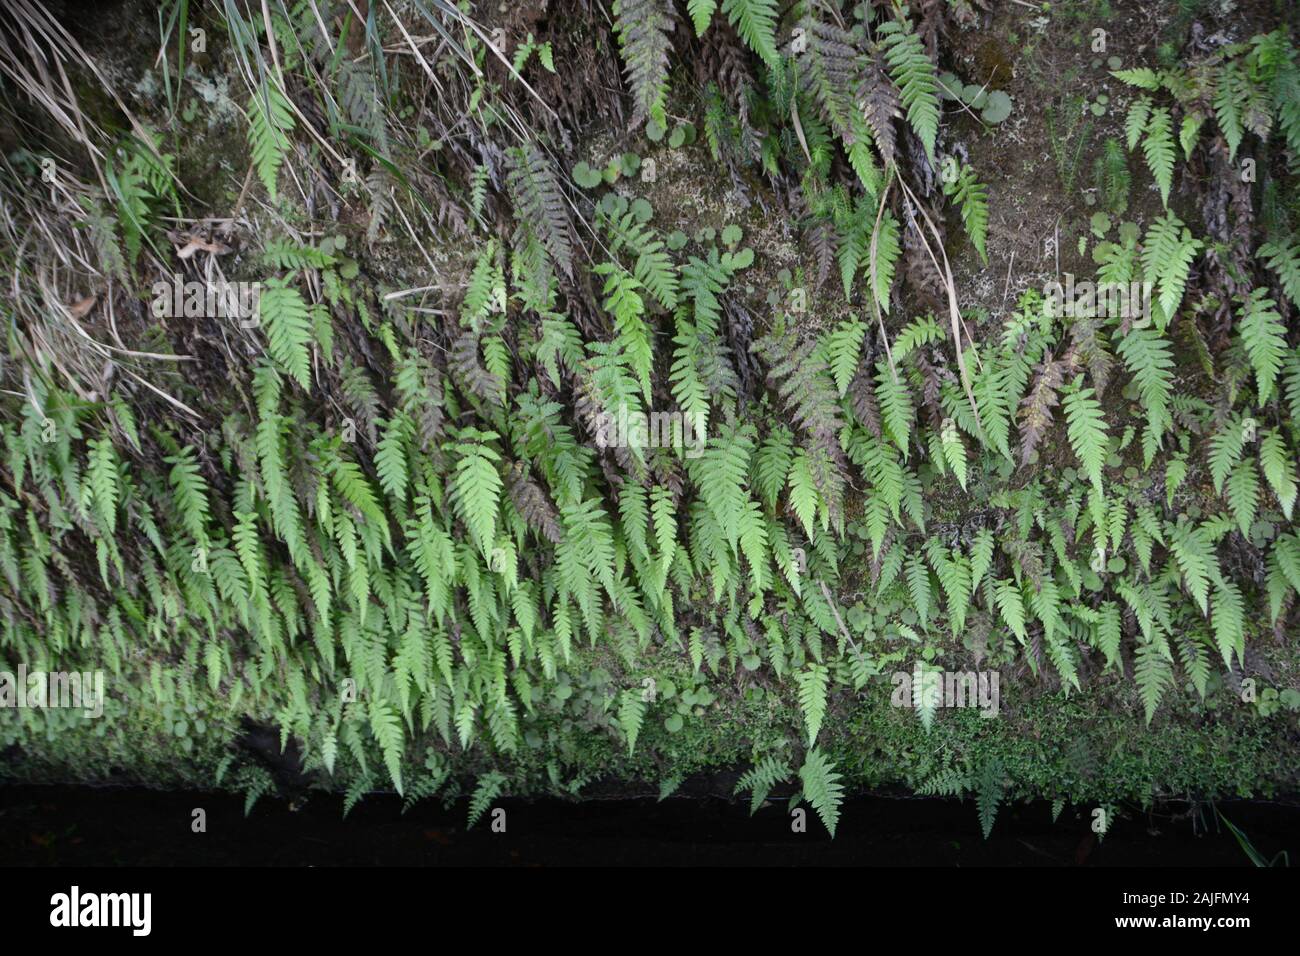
[687,0,717,36]
[823,317,865,397]
[721,0,780,69]
[248,81,295,202]
[467,771,507,828]
[506,145,574,279]
[976,757,1004,839]
[798,747,845,838]
[258,279,313,390]
[878,19,939,160]
[942,164,989,264]
[1134,639,1174,725]
[451,432,503,557]
[1141,105,1175,207]
[795,662,829,747]
[1236,288,1287,405]
[1141,213,1201,328]
[1063,378,1109,494]
[618,687,648,754]
[1260,429,1298,519]
[613,0,675,127]
[735,755,791,815]
[1258,237,1300,310]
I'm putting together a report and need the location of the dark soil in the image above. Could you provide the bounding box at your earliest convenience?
[2,785,1295,865]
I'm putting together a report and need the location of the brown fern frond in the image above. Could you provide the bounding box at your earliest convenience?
[508,463,563,543]
[1018,351,1066,468]
[807,218,839,291]
[849,359,882,439]
[506,144,574,279]
[450,329,505,404]
[859,54,902,168]
[799,15,862,142]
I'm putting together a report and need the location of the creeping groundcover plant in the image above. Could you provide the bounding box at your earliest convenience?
[0,0,1297,840]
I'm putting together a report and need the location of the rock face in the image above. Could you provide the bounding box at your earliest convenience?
[0,0,1297,842]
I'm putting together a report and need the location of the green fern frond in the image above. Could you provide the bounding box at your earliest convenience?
[735,755,792,815]
[248,81,295,203]
[467,771,507,828]
[721,0,780,69]
[823,317,865,397]
[1260,429,1298,519]
[798,747,844,838]
[878,18,939,160]
[258,279,314,390]
[1063,377,1109,494]
[1237,288,1287,405]
[976,757,1004,839]
[1258,237,1300,310]
[795,662,829,747]
[687,0,717,36]
[943,164,989,264]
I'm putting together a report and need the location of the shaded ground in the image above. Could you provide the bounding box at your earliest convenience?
[2,785,1295,866]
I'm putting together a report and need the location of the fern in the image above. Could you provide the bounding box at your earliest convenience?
[1125,95,1152,151]
[798,747,845,838]
[876,360,914,457]
[248,81,295,203]
[919,766,971,797]
[822,317,865,397]
[1063,377,1109,494]
[798,15,859,142]
[1211,573,1246,668]
[795,662,829,747]
[735,755,792,815]
[506,145,574,279]
[1236,289,1287,405]
[168,447,211,545]
[1114,327,1174,455]
[1258,237,1300,310]
[368,698,405,795]
[1226,458,1260,536]
[994,578,1028,644]
[451,431,503,557]
[1260,429,1298,519]
[786,449,819,539]
[618,688,648,754]
[976,757,1004,839]
[1169,517,1214,616]
[1141,213,1201,328]
[467,771,507,829]
[721,0,780,69]
[603,211,680,311]
[878,18,940,160]
[869,209,901,314]
[258,279,314,390]
[1134,639,1174,725]
[1140,105,1176,207]
[942,164,989,264]
[1094,137,1132,215]
[687,0,717,36]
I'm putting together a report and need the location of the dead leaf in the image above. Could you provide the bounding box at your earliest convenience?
[175,236,232,259]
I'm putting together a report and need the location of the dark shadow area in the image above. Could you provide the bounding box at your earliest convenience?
[2,785,1296,866]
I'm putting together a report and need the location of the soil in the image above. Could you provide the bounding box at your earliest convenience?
[3,784,1295,865]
